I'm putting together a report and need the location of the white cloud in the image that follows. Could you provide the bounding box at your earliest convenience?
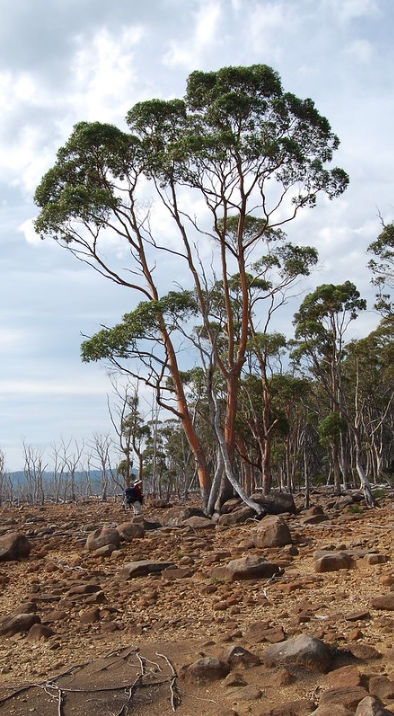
[247,1,298,59]
[69,25,146,123]
[324,0,379,24]
[0,377,107,396]
[19,217,41,245]
[163,1,222,69]
[344,38,374,63]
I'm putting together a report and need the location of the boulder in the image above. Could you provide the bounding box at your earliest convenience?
[355,696,394,716]
[319,686,369,709]
[117,521,145,540]
[86,526,120,552]
[121,560,175,579]
[0,532,31,561]
[314,551,355,572]
[0,613,41,636]
[263,634,332,673]
[254,515,292,548]
[181,657,230,684]
[217,506,255,525]
[250,491,296,514]
[211,555,279,582]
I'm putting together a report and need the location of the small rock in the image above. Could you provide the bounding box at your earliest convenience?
[211,556,279,582]
[315,552,355,572]
[371,594,394,611]
[369,675,394,701]
[221,645,260,668]
[121,560,175,578]
[27,624,54,641]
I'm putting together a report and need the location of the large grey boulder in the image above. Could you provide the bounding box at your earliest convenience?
[250,491,297,514]
[263,634,333,673]
[0,532,31,561]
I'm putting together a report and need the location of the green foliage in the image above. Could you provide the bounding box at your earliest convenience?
[81,290,198,363]
[318,412,348,446]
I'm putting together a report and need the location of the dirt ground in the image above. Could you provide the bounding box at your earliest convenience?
[0,490,393,715]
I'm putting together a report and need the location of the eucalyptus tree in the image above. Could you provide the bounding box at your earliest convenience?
[368,220,393,313]
[292,281,377,505]
[34,64,347,510]
[343,315,393,482]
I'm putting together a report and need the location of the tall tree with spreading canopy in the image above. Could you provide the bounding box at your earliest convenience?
[34,64,348,511]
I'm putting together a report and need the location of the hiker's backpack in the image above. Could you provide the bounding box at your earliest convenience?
[124,487,135,504]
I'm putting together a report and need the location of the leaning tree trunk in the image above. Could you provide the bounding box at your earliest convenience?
[211,390,263,516]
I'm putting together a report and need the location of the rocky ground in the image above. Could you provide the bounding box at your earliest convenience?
[0,488,393,716]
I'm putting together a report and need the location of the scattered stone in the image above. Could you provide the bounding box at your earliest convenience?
[79,608,101,624]
[250,491,297,514]
[217,506,255,525]
[346,610,371,622]
[0,613,41,636]
[227,685,262,701]
[182,516,215,529]
[369,675,394,701]
[116,521,145,540]
[371,594,394,611]
[27,623,54,641]
[121,560,175,579]
[181,657,230,683]
[318,685,369,709]
[349,644,382,661]
[355,695,394,716]
[0,532,31,561]
[366,554,389,565]
[325,664,363,688]
[221,645,261,668]
[221,672,247,687]
[211,556,279,582]
[254,515,292,548]
[258,699,315,715]
[86,526,120,552]
[315,551,355,572]
[161,567,194,580]
[263,634,333,673]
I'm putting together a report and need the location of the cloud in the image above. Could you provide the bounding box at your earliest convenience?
[163,1,222,69]
[323,0,380,24]
[0,378,107,396]
[343,38,374,63]
[247,1,299,59]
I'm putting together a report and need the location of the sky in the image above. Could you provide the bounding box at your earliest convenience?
[1,0,393,470]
